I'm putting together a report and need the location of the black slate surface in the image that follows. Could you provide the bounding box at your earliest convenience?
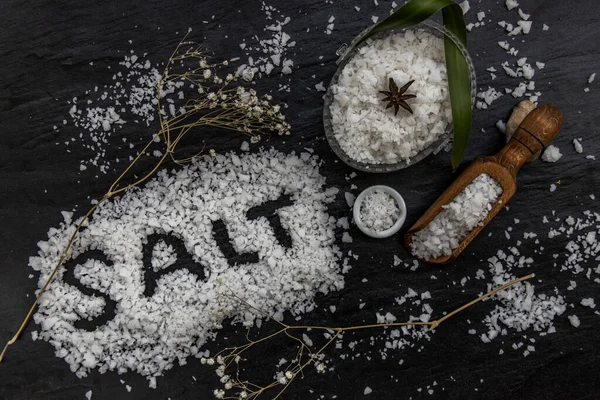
[1,0,599,399]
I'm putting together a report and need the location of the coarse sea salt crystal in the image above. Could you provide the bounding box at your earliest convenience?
[573,139,583,154]
[410,174,503,260]
[506,0,519,11]
[568,315,580,328]
[518,20,532,34]
[581,298,596,308]
[496,120,507,134]
[329,30,452,164]
[541,145,562,163]
[588,73,596,84]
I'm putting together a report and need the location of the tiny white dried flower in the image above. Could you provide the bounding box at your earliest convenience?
[226,74,234,81]
[209,149,216,157]
[203,69,212,79]
[207,92,217,100]
[285,370,294,379]
[234,355,241,363]
[315,362,326,373]
[201,357,207,364]
[206,358,215,365]
[250,135,260,144]
[239,391,248,399]
[242,320,254,328]
[216,355,225,365]
[222,60,228,66]
[213,389,225,399]
[225,382,233,390]
[278,376,288,385]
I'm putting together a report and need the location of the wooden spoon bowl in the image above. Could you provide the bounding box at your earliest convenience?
[404,104,564,264]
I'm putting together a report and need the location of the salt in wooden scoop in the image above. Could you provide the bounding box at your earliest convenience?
[404,103,564,264]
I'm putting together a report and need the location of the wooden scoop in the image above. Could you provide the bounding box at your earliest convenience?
[404,104,564,264]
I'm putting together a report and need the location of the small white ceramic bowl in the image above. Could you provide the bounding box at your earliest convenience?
[353,185,407,239]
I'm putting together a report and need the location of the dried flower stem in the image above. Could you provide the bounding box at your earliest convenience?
[0,36,290,363]
[211,273,535,400]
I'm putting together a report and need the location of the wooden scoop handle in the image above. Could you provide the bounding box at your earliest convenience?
[495,104,564,174]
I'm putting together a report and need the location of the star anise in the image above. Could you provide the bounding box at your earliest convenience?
[379,78,417,116]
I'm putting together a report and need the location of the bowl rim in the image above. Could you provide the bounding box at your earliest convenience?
[323,20,477,173]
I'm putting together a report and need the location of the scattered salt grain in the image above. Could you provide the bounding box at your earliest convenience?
[345,192,356,207]
[364,387,373,395]
[459,1,470,15]
[541,145,562,163]
[505,0,519,10]
[496,120,507,134]
[588,73,596,84]
[518,20,532,34]
[568,315,580,328]
[518,9,530,20]
[581,298,596,309]
[573,139,583,154]
[342,232,354,243]
[85,391,93,400]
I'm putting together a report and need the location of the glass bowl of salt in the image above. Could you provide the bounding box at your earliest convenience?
[323,20,476,173]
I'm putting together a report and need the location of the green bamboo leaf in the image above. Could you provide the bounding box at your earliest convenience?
[357,0,472,171]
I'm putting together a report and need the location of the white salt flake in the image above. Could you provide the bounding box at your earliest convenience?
[568,315,580,328]
[541,145,562,163]
[459,1,470,15]
[506,0,519,10]
[588,73,596,84]
[581,298,596,308]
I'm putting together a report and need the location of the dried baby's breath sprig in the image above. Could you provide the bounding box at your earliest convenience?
[0,34,290,363]
[211,274,535,400]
